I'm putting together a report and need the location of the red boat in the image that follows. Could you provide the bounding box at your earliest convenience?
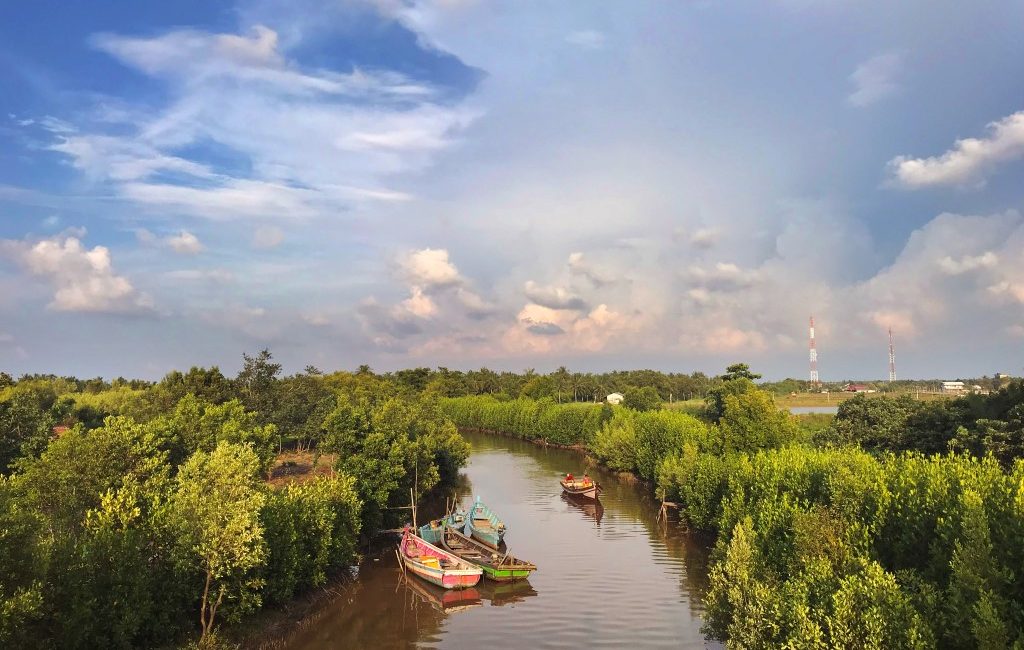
[398,527,483,590]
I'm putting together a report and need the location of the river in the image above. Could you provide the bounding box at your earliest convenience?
[277,429,718,649]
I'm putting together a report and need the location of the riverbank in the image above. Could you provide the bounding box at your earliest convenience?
[267,429,717,649]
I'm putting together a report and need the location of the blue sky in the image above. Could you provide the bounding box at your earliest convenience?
[1,0,1023,380]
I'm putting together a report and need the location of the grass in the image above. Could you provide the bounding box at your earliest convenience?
[663,398,705,417]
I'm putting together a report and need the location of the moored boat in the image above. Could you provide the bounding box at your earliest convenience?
[560,474,601,499]
[441,524,537,582]
[465,496,506,548]
[398,527,483,590]
[418,508,467,544]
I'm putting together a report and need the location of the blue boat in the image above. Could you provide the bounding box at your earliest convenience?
[465,496,506,549]
[418,508,467,544]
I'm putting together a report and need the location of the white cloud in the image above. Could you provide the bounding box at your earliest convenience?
[44,25,478,220]
[689,228,718,249]
[400,248,462,287]
[889,111,1024,188]
[523,280,588,311]
[847,52,902,107]
[1,233,153,313]
[565,30,606,49]
[252,226,285,250]
[938,251,997,275]
[166,230,203,255]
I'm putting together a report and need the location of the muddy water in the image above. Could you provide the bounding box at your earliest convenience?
[279,430,718,649]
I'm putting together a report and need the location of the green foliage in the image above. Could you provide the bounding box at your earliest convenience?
[0,388,57,473]
[623,386,662,412]
[261,475,361,604]
[0,357,470,646]
[717,389,800,454]
[170,442,267,640]
[703,377,755,423]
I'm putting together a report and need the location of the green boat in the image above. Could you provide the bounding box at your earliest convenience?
[418,508,467,544]
[441,524,537,582]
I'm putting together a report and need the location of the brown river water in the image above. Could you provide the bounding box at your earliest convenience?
[277,429,718,649]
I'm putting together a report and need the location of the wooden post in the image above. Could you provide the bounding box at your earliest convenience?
[410,487,417,530]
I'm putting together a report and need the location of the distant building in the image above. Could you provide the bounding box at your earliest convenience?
[995,372,1010,381]
[606,392,624,405]
[842,383,872,393]
[941,381,965,394]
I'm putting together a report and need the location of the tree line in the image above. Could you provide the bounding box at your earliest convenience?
[0,351,469,648]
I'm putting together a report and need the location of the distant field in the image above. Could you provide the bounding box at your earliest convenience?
[776,391,950,407]
[663,398,705,416]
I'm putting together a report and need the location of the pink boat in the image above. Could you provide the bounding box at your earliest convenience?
[399,527,483,590]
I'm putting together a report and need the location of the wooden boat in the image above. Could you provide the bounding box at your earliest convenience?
[465,496,506,548]
[398,527,482,589]
[418,508,467,544]
[440,524,537,582]
[560,475,601,500]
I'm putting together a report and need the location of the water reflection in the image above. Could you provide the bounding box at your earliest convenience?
[561,492,605,525]
[400,575,483,613]
[276,430,717,649]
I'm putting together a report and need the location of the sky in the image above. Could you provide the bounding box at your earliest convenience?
[1,0,1023,381]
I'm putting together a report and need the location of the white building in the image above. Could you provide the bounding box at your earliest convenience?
[606,392,624,405]
[941,381,965,393]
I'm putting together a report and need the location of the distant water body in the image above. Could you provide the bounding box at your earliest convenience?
[789,406,839,415]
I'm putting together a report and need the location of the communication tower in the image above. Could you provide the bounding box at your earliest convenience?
[809,316,819,386]
[888,327,896,382]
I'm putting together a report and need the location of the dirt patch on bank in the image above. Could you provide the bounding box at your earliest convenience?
[267,450,337,488]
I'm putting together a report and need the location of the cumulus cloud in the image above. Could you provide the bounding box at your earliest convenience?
[137,228,204,254]
[1,233,153,313]
[889,111,1024,188]
[847,52,902,107]
[523,281,588,311]
[166,230,203,255]
[938,251,997,275]
[400,248,462,287]
[689,228,718,249]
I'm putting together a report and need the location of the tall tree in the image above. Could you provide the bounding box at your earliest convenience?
[235,350,282,423]
[170,442,267,642]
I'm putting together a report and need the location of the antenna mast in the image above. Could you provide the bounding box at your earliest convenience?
[809,316,819,386]
[888,327,896,382]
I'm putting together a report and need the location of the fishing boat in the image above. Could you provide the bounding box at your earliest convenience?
[465,496,506,548]
[398,527,482,590]
[418,507,467,544]
[441,524,537,582]
[560,474,601,499]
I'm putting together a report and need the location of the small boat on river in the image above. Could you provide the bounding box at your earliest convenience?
[398,527,482,590]
[418,508,467,544]
[560,474,601,499]
[441,524,537,582]
[465,496,506,548]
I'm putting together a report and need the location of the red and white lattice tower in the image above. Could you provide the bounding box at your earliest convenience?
[809,316,819,386]
[888,327,896,382]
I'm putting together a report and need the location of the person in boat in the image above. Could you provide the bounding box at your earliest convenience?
[582,473,591,486]
[565,472,574,484]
